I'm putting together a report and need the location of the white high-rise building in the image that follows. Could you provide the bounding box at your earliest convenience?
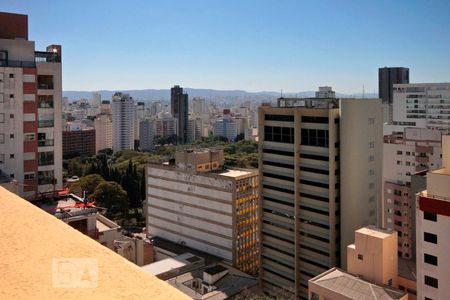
[416,135,450,300]
[315,86,336,99]
[92,92,101,108]
[112,92,135,152]
[0,12,63,198]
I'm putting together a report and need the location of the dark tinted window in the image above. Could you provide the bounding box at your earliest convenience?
[424,232,437,244]
[265,114,294,121]
[424,275,438,288]
[424,211,437,221]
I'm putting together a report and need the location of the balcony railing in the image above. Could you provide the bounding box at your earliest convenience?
[35,51,61,63]
[38,83,54,90]
[38,176,54,185]
[38,139,54,147]
[38,100,54,109]
[38,120,54,128]
[0,59,36,68]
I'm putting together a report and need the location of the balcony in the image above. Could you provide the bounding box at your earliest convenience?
[415,156,429,164]
[38,139,54,147]
[38,120,54,128]
[35,51,61,63]
[38,176,54,185]
[38,83,54,90]
[37,75,54,90]
[38,96,54,108]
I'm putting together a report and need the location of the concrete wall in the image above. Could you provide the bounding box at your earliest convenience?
[339,99,383,268]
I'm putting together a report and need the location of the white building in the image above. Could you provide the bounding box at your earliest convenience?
[94,114,113,153]
[112,92,135,152]
[192,97,205,115]
[145,149,259,275]
[393,83,450,132]
[416,135,450,300]
[0,12,63,198]
[315,86,336,99]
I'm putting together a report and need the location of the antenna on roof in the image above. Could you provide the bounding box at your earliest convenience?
[280,89,283,98]
[362,84,365,99]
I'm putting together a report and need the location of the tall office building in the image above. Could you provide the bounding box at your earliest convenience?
[92,92,101,107]
[0,12,63,198]
[112,92,135,152]
[258,97,382,299]
[379,67,409,105]
[171,85,188,144]
[416,136,450,300]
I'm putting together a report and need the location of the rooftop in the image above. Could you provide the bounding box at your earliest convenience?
[309,267,406,300]
[0,187,190,299]
[355,225,394,240]
[141,253,203,277]
[398,258,417,282]
[166,263,258,300]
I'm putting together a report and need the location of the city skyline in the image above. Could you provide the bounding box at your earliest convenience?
[1,0,449,93]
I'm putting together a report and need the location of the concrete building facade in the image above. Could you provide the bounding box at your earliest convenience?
[415,136,450,300]
[258,97,382,299]
[112,92,135,152]
[0,12,63,198]
[383,127,442,259]
[139,119,155,151]
[62,129,95,158]
[145,149,259,276]
[392,83,450,132]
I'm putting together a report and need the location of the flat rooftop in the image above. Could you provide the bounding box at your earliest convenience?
[217,169,254,178]
[356,225,394,239]
[142,253,202,277]
[310,267,406,300]
[398,257,416,282]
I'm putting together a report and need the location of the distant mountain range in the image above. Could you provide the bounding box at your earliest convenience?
[63,88,378,103]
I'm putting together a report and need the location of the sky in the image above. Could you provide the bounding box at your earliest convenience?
[2,0,449,93]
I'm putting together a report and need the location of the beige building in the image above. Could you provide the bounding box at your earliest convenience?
[145,149,259,275]
[309,226,412,300]
[415,135,450,300]
[0,12,63,199]
[94,113,113,152]
[258,97,382,299]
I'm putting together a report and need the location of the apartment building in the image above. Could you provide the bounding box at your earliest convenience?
[112,92,135,152]
[154,115,177,138]
[415,135,450,300]
[0,12,62,198]
[62,128,95,158]
[392,83,450,132]
[139,119,155,151]
[383,127,442,259]
[145,149,259,276]
[213,116,238,141]
[258,97,382,299]
[94,113,112,153]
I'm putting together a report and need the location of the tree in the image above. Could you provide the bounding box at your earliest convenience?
[234,132,245,142]
[92,181,129,214]
[67,157,85,176]
[71,174,105,197]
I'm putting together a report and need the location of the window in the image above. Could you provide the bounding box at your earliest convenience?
[0,154,4,164]
[406,151,411,156]
[424,232,437,244]
[9,114,14,119]
[388,279,392,286]
[368,182,374,189]
[9,154,14,159]
[10,94,14,99]
[368,169,375,175]
[9,74,14,78]
[369,155,374,162]
[38,151,54,166]
[301,128,329,147]
[24,133,35,141]
[424,212,437,222]
[9,134,13,139]
[264,114,294,122]
[302,116,329,123]
[368,118,375,124]
[397,150,403,155]
[424,275,438,288]
[0,134,4,143]
[424,254,438,266]
[24,172,35,180]
[264,126,294,144]
[369,142,374,148]
[0,113,4,123]
[311,292,319,300]
[358,254,363,260]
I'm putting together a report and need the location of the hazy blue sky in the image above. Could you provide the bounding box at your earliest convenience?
[2,0,449,93]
